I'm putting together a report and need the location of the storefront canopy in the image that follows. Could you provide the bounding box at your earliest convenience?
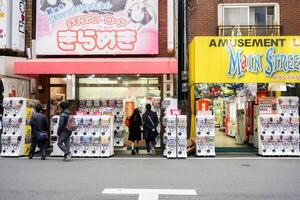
[14,57,177,76]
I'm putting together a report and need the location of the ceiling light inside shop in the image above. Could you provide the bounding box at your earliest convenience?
[89,75,95,79]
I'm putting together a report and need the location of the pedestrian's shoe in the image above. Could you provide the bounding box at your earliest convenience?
[41,157,46,160]
[136,147,139,155]
[65,152,72,162]
[151,148,156,155]
[131,150,136,155]
[28,156,33,159]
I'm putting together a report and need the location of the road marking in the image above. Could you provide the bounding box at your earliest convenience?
[102,188,197,200]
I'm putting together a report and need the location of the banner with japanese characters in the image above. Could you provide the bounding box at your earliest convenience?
[36,0,158,55]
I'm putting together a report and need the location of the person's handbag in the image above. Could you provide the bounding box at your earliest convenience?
[36,131,48,142]
[147,115,159,138]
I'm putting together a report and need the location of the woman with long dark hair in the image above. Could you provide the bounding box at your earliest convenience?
[128,108,142,155]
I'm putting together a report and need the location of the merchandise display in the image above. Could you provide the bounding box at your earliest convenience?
[258,97,300,156]
[195,114,216,156]
[1,97,39,157]
[213,98,223,128]
[227,99,237,137]
[51,115,114,157]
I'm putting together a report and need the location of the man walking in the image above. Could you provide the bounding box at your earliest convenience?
[29,104,48,160]
[57,102,72,161]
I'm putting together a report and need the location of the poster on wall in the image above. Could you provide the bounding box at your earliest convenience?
[0,0,11,49]
[11,0,26,51]
[36,0,158,55]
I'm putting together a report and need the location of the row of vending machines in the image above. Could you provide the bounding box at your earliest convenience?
[258,97,300,156]
[163,115,187,159]
[78,99,125,147]
[1,98,39,157]
[50,115,114,158]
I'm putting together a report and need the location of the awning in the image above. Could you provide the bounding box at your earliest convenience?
[14,57,177,76]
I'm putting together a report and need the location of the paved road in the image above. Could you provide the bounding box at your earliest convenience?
[0,157,300,200]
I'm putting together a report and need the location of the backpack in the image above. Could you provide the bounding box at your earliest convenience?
[66,115,77,131]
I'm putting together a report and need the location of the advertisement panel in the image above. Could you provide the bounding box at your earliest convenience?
[36,0,158,55]
[189,36,300,83]
[0,0,11,49]
[11,0,26,51]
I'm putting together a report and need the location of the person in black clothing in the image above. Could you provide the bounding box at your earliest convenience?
[29,104,49,160]
[57,102,72,161]
[142,104,158,155]
[128,108,142,155]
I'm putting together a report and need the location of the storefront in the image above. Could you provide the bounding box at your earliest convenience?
[189,36,300,155]
[12,0,178,156]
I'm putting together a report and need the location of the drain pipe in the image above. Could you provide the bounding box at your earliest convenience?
[177,0,187,101]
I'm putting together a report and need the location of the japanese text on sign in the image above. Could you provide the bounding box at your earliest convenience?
[57,29,137,51]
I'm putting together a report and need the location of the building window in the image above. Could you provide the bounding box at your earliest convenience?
[218,3,280,36]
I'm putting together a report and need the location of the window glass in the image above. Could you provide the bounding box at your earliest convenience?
[250,7,266,25]
[224,7,248,25]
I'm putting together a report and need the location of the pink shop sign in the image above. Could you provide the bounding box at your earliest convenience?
[36,0,158,55]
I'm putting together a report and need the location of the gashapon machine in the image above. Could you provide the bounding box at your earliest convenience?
[50,115,64,156]
[1,97,39,157]
[113,99,125,147]
[51,115,114,158]
[78,99,125,147]
[195,114,216,156]
[176,115,187,158]
[258,97,300,156]
[100,115,114,157]
[162,98,178,156]
[164,115,177,158]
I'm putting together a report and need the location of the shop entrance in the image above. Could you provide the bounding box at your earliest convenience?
[77,75,163,156]
[194,83,260,153]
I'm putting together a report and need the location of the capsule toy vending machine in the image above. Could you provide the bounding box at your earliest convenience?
[164,115,177,158]
[258,97,300,156]
[162,98,178,154]
[1,97,39,157]
[90,116,101,156]
[50,115,65,156]
[195,114,216,156]
[113,99,125,147]
[100,115,114,157]
[177,115,187,158]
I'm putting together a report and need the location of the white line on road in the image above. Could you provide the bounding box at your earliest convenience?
[102,188,197,200]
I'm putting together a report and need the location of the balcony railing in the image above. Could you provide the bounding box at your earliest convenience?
[218,25,282,36]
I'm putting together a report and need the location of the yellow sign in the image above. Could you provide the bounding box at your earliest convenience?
[189,36,300,83]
